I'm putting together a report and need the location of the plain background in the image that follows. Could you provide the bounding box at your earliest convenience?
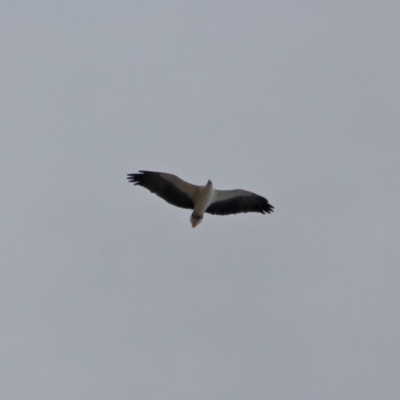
[1,1,400,399]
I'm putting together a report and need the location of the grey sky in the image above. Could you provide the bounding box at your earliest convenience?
[1,1,400,399]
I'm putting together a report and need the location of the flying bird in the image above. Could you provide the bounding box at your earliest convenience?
[127,170,274,228]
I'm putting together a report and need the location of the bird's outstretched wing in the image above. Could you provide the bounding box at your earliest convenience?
[127,171,199,210]
[206,189,274,215]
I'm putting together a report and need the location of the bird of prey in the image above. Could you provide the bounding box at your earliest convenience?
[127,170,274,228]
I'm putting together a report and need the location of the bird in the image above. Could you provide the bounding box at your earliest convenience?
[127,170,274,228]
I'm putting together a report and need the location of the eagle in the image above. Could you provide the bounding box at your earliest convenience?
[127,170,274,228]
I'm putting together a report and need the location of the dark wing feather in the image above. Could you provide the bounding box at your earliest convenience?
[127,171,195,209]
[206,190,274,216]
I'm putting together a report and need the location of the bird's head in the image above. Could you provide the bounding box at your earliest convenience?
[207,179,213,186]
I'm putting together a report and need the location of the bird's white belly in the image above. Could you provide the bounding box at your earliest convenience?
[194,186,214,214]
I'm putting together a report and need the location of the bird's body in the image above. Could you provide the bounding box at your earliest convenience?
[189,180,214,227]
[127,171,274,228]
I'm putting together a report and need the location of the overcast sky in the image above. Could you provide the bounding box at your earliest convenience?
[1,1,400,399]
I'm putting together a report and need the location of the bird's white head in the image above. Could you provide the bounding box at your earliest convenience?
[190,212,203,228]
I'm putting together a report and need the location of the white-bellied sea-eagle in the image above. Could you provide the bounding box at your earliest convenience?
[127,170,274,228]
